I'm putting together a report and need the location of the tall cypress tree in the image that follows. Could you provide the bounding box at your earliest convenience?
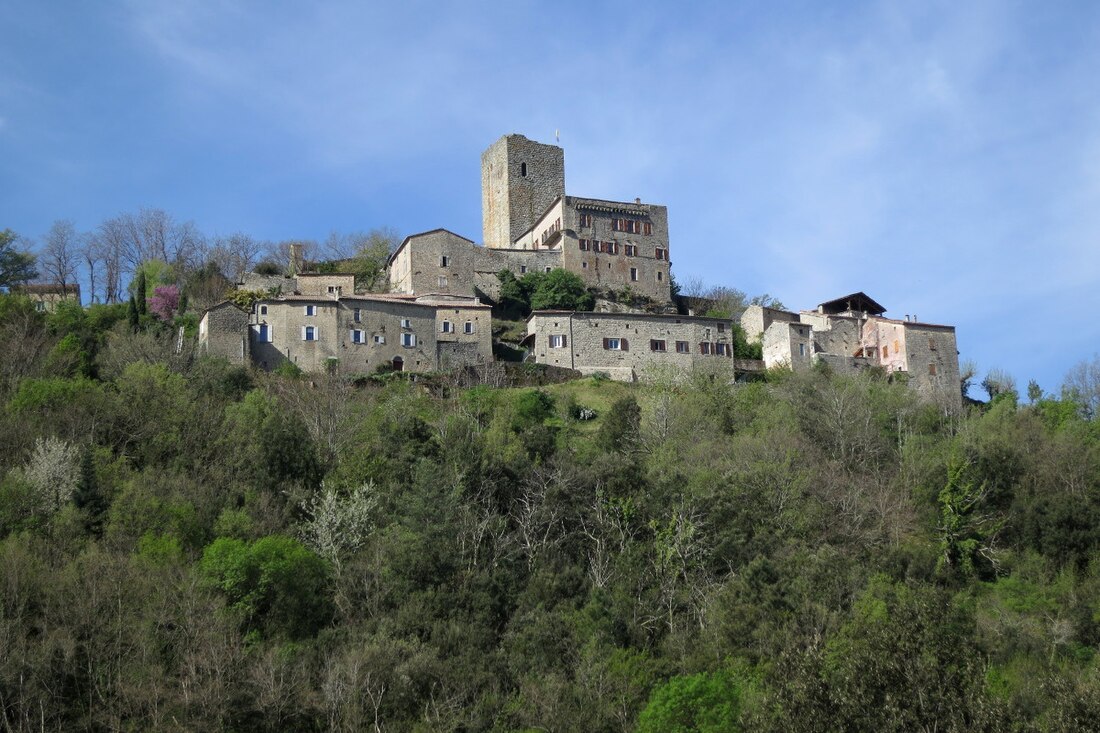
[135,268,148,316]
[73,447,106,536]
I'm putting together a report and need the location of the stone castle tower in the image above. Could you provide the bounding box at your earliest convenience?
[481,134,565,249]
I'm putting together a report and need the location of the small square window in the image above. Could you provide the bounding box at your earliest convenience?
[351,329,363,344]
[545,266,552,273]
[676,341,689,354]
[929,363,937,376]
[373,334,385,344]
[260,305,268,315]
[438,275,448,287]
[304,326,317,341]
[464,321,474,334]
[549,334,566,348]
[353,308,361,323]
[440,255,449,267]
[401,318,411,328]
[657,271,663,282]
[441,320,453,333]
[650,339,666,352]
[630,268,638,282]
[520,266,527,274]
[401,333,416,347]
[604,338,622,350]
[305,305,316,316]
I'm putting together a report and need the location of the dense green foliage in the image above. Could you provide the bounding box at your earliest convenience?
[2,291,1100,730]
[497,268,595,318]
[0,229,38,289]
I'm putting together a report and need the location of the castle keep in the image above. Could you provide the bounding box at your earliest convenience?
[389,134,672,303]
[199,134,962,406]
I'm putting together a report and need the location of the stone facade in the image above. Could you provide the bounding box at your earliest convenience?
[482,134,565,249]
[198,302,250,365]
[528,311,746,382]
[203,293,491,375]
[762,321,814,370]
[558,196,671,302]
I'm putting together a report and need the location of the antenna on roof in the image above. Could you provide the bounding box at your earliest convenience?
[555,129,560,143]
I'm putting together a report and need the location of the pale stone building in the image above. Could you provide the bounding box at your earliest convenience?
[12,283,81,312]
[527,310,759,382]
[200,293,492,374]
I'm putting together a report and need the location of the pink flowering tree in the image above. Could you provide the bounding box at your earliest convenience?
[148,285,180,321]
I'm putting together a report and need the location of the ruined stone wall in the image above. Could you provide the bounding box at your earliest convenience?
[239,273,295,294]
[814,353,876,375]
[742,305,799,343]
[862,319,908,373]
[199,304,250,365]
[482,135,565,249]
[529,312,737,381]
[803,313,862,358]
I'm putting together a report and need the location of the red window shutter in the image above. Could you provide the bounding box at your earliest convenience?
[603,337,609,349]
[621,338,629,351]
[562,335,567,347]
[548,335,553,347]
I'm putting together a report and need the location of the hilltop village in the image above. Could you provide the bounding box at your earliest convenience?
[199,134,962,409]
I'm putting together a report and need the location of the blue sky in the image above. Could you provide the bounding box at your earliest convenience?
[2,0,1098,395]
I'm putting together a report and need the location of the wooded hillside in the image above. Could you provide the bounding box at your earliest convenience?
[2,293,1100,732]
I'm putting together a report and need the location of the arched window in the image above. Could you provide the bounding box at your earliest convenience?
[520,162,527,177]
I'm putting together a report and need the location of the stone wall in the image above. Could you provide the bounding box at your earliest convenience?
[802,313,862,357]
[296,274,355,297]
[199,303,250,365]
[482,135,565,249]
[239,273,295,293]
[900,323,961,409]
[762,321,813,370]
[528,311,739,382]
[741,305,799,343]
